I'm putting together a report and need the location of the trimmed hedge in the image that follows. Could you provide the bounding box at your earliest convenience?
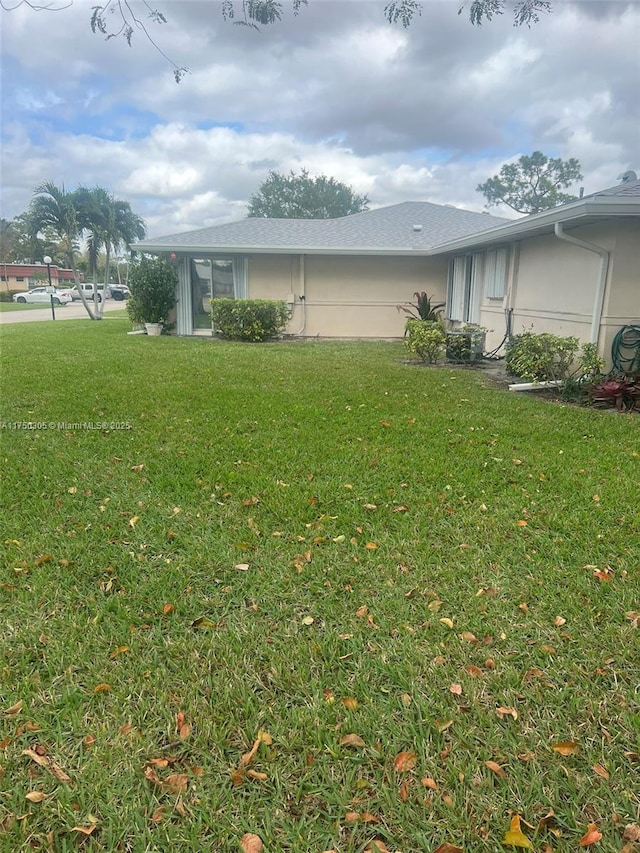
[211,298,290,342]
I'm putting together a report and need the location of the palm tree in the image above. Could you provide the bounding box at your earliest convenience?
[75,188,146,318]
[29,182,97,318]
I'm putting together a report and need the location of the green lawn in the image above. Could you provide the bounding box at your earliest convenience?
[1,320,638,853]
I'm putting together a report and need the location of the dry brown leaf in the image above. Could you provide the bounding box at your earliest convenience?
[257,730,272,745]
[433,844,464,853]
[465,664,484,678]
[364,841,389,852]
[0,736,11,749]
[163,773,188,794]
[579,823,602,846]
[449,683,463,696]
[245,770,268,781]
[119,723,133,736]
[109,645,129,659]
[460,631,478,643]
[128,515,140,528]
[496,706,518,720]
[71,824,98,836]
[162,603,175,615]
[230,768,245,787]
[240,833,263,853]
[235,563,250,571]
[344,811,360,824]
[393,751,417,772]
[341,697,358,710]
[150,806,166,823]
[4,700,23,717]
[439,617,454,629]
[361,812,380,823]
[484,760,507,778]
[23,749,71,783]
[35,554,53,566]
[355,605,369,618]
[25,791,47,803]
[93,683,111,694]
[552,740,579,755]
[592,763,609,779]
[554,615,567,627]
[623,825,640,842]
[340,733,366,748]
[421,776,438,790]
[365,542,378,550]
[240,738,261,767]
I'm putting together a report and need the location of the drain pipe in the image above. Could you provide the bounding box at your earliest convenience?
[554,222,609,346]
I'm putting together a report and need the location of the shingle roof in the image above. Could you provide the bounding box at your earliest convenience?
[135,202,510,255]
[589,177,640,197]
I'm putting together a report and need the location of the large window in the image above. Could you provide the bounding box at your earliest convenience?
[447,247,508,322]
[190,257,247,329]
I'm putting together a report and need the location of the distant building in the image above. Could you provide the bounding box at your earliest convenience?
[0,263,79,293]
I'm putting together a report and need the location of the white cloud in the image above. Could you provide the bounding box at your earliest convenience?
[1,0,638,235]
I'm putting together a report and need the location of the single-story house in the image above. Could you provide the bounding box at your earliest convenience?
[134,175,639,365]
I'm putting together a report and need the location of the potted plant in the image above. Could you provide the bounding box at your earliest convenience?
[127,255,177,335]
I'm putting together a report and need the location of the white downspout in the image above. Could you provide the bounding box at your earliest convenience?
[553,222,609,346]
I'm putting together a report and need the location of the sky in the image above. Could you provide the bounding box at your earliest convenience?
[1,0,639,238]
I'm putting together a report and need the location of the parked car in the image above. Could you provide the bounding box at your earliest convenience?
[110,284,130,301]
[13,287,73,305]
[69,284,104,302]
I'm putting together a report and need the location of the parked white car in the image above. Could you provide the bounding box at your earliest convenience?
[13,287,73,305]
[69,284,105,302]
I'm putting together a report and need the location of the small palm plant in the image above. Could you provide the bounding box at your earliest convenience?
[397,292,445,322]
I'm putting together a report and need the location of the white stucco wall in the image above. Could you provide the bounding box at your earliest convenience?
[247,253,448,338]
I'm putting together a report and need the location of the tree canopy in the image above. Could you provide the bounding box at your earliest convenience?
[247,169,370,219]
[477,151,583,214]
[28,182,146,319]
[13,0,553,82]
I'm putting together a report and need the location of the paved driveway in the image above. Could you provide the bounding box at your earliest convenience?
[0,302,126,325]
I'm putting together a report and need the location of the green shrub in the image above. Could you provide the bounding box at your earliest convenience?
[127,256,177,326]
[505,332,580,382]
[397,292,445,322]
[0,291,22,303]
[404,319,446,363]
[211,298,290,342]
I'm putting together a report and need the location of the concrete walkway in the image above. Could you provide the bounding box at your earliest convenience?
[0,302,126,325]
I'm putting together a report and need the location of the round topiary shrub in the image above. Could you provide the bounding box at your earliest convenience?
[127,256,177,327]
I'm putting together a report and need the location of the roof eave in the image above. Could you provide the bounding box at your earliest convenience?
[133,243,436,256]
[428,197,640,255]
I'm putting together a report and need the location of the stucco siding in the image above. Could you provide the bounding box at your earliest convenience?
[247,253,447,338]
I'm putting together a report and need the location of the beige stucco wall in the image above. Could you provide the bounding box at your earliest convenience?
[478,220,639,365]
[247,253,448,338]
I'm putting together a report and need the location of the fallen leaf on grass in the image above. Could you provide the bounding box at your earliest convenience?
[393,751,417,772]
[93,683,111,694]
[552,741,579,756]
[503,814,533,848]
[191,616,216,629]
[72,824,98,836]
[364,841,389,852]
[4,700,23,717]
[449,683,463,696]
[439,618,454,629]
[25,791,47,803]
[592,763,609,779]
[150,806,166,823]
[235,563,250,571]
[623,825,640,842]
[341,697,358,710]
[484,760,507,778]
[240,833,263,852]
[433,844,463,853]
[109,645,130,659]
[625,611,640,629]
[340,733,366,748]
[422,777,438,790]
[355,605,369,618]
[245,770,268,781]
[579,823,602,846]
[496,706,518,720]
[465,665,484,678]
[128,515,140,529]
[23,749,71,783]
[554,616,567,627]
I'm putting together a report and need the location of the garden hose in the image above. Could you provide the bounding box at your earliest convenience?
[610,325,640,375]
